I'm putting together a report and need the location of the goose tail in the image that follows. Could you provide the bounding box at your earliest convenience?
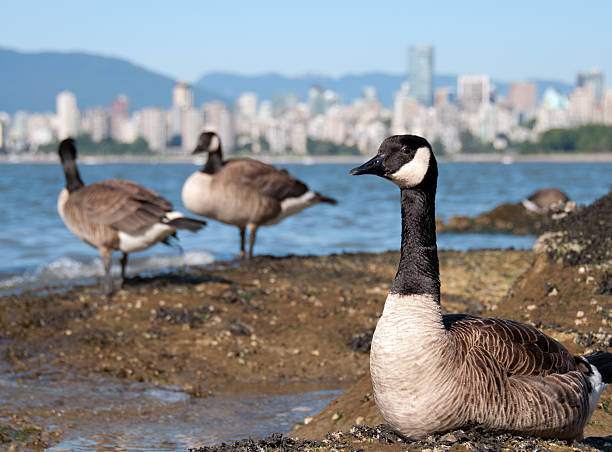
[584,352,612,384]
[315,192,338,205]
[167,217,207,232]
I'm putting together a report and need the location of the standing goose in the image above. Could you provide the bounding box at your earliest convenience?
[350,135,611,440]
[57,138,207,297]
[182,131,337,259]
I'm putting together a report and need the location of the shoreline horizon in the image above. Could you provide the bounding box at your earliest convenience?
[2,151,612,165]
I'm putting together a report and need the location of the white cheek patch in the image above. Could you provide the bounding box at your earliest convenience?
[209,134,220,151]
[389,147,430,188]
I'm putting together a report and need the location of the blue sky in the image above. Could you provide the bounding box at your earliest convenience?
[2,1,611,85]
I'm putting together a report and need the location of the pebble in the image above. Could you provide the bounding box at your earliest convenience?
[576,311,585,318]
[439,432,458,443]
[303,417,313,425]
[354,416,364,425]
[526,304,537,311]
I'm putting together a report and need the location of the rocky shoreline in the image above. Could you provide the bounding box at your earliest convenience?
[1,193,611,451]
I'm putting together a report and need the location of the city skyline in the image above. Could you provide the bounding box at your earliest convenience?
[3,60,611,156]
[3,1,612,85]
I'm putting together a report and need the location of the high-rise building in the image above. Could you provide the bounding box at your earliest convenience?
[576,69,605,102]
[85,108,110,143]
[110,95,130,142]
[27,113,55,148]
[173,82,194,109]
[308,86,326,116]
[56,91,80,140]
[0,120,6,151]
[203,102,234,151]
[181,107,203,152]
[169,82,194,144]
[236,92,258,118]
[137,107,167,152]
[110,94,130,117]
[508,81,537,114]
[407,45,434,107]
[604,90,612,125]
[457,75,491,110]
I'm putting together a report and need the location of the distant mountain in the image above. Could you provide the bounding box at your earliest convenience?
[0,47,574,114]
[196,72,574,107]
[0,48,223,114]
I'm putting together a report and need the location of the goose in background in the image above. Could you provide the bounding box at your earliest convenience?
[350,135,611,440]
[182,131,337,259]
[522,188,570,214]
[57,138,207,297]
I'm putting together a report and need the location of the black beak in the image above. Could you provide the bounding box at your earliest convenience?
[350,154,385,176]
[192,146,205,155]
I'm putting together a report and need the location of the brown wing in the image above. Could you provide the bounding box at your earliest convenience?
[102,179,173,211]
[71,181,171,232]
[446,315,592,437]
[446,315,580,377]
[221,159,309,201]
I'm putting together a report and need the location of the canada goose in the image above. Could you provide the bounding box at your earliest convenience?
[350,135,611,440]
[57,138,207,297]
[182,131,337,259]
[522,188,570,214]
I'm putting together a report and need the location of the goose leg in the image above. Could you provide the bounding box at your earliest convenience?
[100,247,114,299]
[239,228,246,260]
[119,252,128,288]
[247,224,258,259]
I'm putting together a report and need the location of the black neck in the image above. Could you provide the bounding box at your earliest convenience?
[201,150,223,174]
[391,183,440,300]
[61,158,85,192]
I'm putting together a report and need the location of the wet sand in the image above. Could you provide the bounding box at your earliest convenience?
[2,245,610,450]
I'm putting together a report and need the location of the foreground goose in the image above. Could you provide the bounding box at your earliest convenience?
[350,135,611,440]
[57,138,207,297]
[182,131,337,259]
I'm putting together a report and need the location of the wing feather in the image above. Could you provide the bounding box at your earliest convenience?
[221,159,309,201]
[71,180,173,232]
[446,315,579,377]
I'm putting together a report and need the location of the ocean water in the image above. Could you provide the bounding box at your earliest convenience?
[1,159,610,293]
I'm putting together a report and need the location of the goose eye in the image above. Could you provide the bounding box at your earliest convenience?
[401,146,410,153]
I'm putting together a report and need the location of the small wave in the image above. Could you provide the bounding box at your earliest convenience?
[0,250,215,292]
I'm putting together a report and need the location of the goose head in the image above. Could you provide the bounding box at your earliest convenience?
[192,131,221,154]
[350,135,437,189]
[58,137,78,163]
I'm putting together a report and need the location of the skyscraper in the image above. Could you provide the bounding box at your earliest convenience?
[576,69,605,102]
[407,45,434,107]
[138,107,167,152]
[170,82,195,145]
[0,120,6,151]
[508,81,537,114]
[173,82,194,109]
[110,95,131,142]
[56,91,80,140]
[457,75,491,110]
